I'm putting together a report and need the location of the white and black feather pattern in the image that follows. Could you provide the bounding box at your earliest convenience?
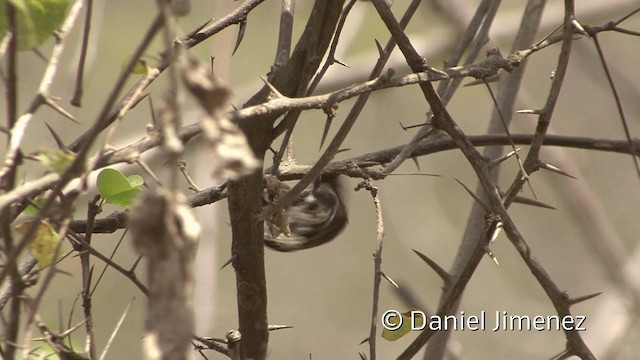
[264,178,348,252]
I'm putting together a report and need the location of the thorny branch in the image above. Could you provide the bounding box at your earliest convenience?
[355,178,386,360]
[1,1,639,359]
[371,0,594,358]
[227,2,345,359]
[0,15,629,216]
[61,133,640,236]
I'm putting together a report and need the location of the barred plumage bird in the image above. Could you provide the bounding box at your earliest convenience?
[264,177,348,252]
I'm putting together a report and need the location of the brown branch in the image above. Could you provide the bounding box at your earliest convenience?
[80,197,100,359]
[67,0,268,152]
[0,24,607,220]
[130,190,199,360]
[273,0,295,68]
[62,133,639,236]
[371,1,595,359]
[228,2,345,359]
[2,3,21,357]
[0,0,149,293]
[436,0,500,108]
[585,25,640,183]
[442,3,548,350]
[70,0,93,107]
[259,0,423,222]
[4,1,17,130]
[69,232,149,296]
[441,6,549,356]
[0,0,85,183]
[271,0,357,172]
[355,178,385,360]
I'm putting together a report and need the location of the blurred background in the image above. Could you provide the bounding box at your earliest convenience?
[3,0,640,358]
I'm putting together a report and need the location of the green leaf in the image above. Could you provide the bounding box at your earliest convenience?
[121,56,149,75]
[0,0,70,51]
[381,309,425,341]
[103,187,142,209]
[132,58,149,74]
[97,168,144,209]
[15,219,60,268]
[35,148,75,174]
[127,174,144,188]
[7,0,28,11]
[97,168,130,197]
[24,197,56,216]
[24,203,39,216]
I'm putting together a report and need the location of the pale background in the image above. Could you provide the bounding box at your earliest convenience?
[4,0,640,359]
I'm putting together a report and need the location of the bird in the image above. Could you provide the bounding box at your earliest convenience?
[264,177,348,252]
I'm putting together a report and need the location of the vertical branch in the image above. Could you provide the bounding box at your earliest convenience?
[357,179,385,360]
[2,3,21,359]
[502,0,575,205]
[274,0,295,68]
[261,0,423,220]
[371,0,594,358]
[130,190,200,360]
[270,0,297,173]
[0,0,88,291]
[0,0,84,184]
[272,0,357,172]
[587,29,640,182]
[228,2,345,358]
[80,197,101,359]
[429,4,546,358]
[437,0,500,106]
[68,0,267,153]
[157,0,187,192]
[71,0,94,107]
[4,1,17,130]
[129,3,196,358]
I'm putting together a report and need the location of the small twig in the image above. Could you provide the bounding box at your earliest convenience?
[260,0,423,221]
[56,133,639,236]
[178,160,201,192]
[23,218,73,349]
[192,335,229,357]
[32,314,90,360]
[232,18,247,56]
[80,196,101,358]
[438,0,500,106]
[70,0,93,107]
[68,0,268,152]
[502,2,576,208]
[271,0,356,173]
[273,0,295,68]
[412,249,452,284]
[307,0,358,93]
[454,178,490,213]
[69,232,149,296]
[482,79,529,182]
[0,0,84,182]
[98,298,135,360]
[2,2,21,357]
[0,0,148,291]
[585,26,640,184]
[355,178,385,360]
[90,229,129,297]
